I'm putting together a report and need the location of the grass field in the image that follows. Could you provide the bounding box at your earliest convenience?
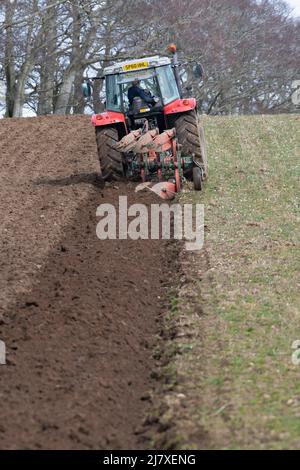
[159,114,300,449]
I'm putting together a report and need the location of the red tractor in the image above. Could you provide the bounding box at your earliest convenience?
[83,45,208,194]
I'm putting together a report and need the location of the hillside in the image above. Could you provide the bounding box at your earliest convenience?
[0,114,299,449]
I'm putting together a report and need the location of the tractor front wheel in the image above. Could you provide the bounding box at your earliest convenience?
[174,111,208,179]
[95,127,124,181]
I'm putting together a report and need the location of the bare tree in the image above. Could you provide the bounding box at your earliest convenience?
[37,0,57,115]
[0,0,299,117]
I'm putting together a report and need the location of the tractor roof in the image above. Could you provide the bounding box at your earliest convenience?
[103,56,171,76]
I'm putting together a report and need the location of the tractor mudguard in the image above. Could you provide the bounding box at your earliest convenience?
[163,98,197,115]
[91,111,127,130]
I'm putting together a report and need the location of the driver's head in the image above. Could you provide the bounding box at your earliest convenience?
[132,79,140,87]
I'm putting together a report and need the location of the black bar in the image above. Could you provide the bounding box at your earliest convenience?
[0,450,290,466]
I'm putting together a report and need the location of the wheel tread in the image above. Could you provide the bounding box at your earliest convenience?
[96,127,124,181]
[174,111,208,178]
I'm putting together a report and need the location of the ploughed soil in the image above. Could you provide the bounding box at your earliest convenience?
[0,115,176,449]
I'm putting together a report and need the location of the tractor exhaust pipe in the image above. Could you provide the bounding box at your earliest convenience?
[168,44,183,99]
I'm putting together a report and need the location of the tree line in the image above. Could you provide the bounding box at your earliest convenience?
[0,0,299,117]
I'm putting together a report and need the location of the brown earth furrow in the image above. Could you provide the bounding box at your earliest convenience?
[0,115,177,449]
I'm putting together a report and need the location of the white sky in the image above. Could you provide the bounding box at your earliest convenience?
[287,0,300,16]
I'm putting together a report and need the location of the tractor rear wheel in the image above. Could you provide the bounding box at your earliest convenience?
[174,111,208,179]
[95,127,124,181]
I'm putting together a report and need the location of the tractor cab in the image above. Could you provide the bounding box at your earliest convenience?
[103,56,180,130]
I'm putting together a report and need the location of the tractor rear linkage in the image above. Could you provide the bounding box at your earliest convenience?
[115,122,194,199]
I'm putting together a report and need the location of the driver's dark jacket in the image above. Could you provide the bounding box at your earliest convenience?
[128,85,154,105]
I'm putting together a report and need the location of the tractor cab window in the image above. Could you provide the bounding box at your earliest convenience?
[156,65,180,105]
[117,70,159,112]
[106,74,122,112]
[106,65,180,113]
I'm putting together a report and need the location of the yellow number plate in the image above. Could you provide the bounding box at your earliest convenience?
[122,61,149,72]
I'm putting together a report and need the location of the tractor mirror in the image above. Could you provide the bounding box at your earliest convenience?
[81,82,92,98]
[193,63,204,80]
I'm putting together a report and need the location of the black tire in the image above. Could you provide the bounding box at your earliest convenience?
[95,127,124,181]
[193,167,202,191]
[174,111,208,179]
[198,124,208,179]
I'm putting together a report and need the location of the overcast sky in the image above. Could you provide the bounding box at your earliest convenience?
[287,0,300,16]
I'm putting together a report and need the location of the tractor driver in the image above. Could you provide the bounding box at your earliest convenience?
[128,79,157,107]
